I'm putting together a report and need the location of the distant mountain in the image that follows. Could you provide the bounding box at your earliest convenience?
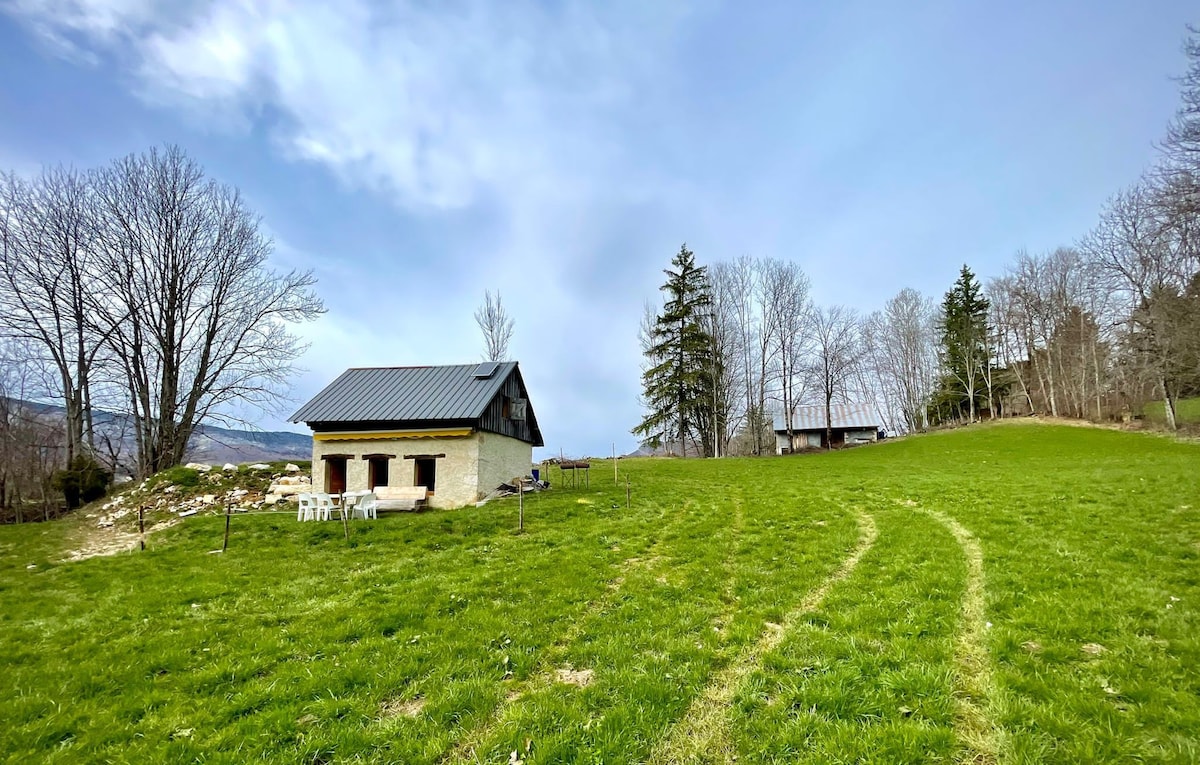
[4,398,311,466]
[186,423,311,464]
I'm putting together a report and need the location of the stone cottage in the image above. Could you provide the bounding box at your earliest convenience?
[289,362,543,508]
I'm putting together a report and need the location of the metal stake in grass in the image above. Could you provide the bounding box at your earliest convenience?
[222,498,232,552]
[138,504,145,551]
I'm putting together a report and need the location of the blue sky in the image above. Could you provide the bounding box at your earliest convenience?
[0,1,1195,457]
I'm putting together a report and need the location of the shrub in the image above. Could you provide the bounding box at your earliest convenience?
[52,456,113,510]
[157,467,201,488]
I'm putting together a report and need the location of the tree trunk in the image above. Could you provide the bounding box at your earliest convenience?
[1163,377,1178,431]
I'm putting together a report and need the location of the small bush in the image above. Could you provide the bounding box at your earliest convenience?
[52,456,112,510]
[157,467,201,488]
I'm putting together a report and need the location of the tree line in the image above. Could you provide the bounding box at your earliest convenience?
[0,146,324,518]
[635,27,1200,452]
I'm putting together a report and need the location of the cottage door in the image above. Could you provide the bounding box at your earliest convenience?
[326,457,347,495]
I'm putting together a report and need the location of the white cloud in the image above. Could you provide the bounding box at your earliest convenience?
[4,0,700,454]
[9,0,677,211]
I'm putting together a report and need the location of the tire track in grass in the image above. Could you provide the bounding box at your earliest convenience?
[439,505,701,765]
[913,506,1001,765]
[648,507,878,765]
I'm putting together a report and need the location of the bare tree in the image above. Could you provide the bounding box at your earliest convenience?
[1159,26,1200,219]
[90,146,324,475]
[864,288,938,433]
[475,290,515,362]
[0,338,67,522]
[1081,181,1199,429]
[771,263,812,450]
[751,258,790,453]
[807,305,863,449]
[703,261,748,457]
[0,167,107,462]
[726,256,759,453]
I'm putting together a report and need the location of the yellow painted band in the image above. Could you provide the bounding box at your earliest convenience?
[314,429,473,441]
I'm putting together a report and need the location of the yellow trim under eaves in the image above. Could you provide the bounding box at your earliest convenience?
[314,428,473,441]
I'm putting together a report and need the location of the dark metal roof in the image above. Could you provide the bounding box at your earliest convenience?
[290,362,520,424]
[774,404,880,432]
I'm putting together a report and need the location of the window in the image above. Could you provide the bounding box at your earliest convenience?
[368,457,389,489]
[414,457,437,494]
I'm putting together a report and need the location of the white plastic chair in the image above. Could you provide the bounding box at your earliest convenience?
[353,492,378,520]
[297,493,315,521]
[313,493,336,521]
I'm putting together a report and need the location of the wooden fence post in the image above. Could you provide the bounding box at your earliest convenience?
[341,494,350,541]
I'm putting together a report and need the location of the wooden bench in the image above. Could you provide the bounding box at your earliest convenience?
[373,485,429,512]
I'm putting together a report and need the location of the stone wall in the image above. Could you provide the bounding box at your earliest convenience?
[476,431,534,495]
[309,430,534,509]
[310,434,481,509]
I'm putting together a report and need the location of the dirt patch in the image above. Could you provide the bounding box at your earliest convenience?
[1021,641,1043,654]
[380,696,425,718]
[555,667,594,687]
[1081,643,1107,656]
[63,518,180,562]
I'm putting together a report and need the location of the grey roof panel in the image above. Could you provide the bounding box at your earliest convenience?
[773,403,880,432]
[289,362,519,424]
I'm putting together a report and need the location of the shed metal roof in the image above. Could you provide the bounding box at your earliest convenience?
[773,404,880,432]
[289,362,520,424]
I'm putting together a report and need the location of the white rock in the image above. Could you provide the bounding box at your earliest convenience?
[229,489,249,498]
[178,509,198,517]
[285,463,301,472]
[201,494,217,504]
[249,463,270,470]
[267,483,308,497]
[164,485,178,494]
[184,462,212,472]
[222,463,238,471]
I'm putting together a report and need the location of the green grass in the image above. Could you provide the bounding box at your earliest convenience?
[1142,397,1200,425]
[1,424,1198,763]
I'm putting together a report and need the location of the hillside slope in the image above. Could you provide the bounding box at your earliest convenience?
[1,422,1197,763]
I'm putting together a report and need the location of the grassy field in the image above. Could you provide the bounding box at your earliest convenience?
[1142,397,1200,426]
[1,423,1198,763]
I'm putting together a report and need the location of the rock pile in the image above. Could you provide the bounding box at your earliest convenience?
[263,474,312,505]
[91,461,311,527]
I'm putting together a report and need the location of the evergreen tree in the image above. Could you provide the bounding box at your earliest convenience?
[633,245,715,455]
[937,265,990,422]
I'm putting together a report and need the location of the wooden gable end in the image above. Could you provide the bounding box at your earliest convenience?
[478,367,543,445]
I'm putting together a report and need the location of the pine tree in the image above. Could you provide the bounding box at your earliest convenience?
[937,265,990,422]
[633,245,715,455]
